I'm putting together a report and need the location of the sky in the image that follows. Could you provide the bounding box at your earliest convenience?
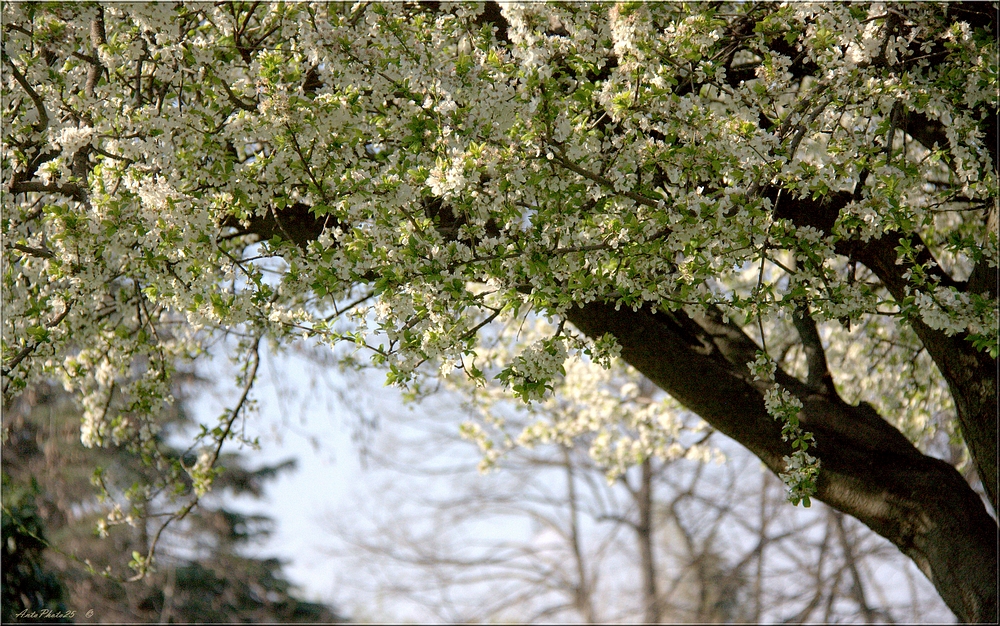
[185,339,487,617]
[188,342,368,605]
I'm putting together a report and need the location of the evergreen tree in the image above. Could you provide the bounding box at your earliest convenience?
[1,381,345,623]
[2,473,71,623]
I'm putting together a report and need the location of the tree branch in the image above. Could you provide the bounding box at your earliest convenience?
[791,304,834,394]
[10,243,55,259]
[848,231,998,511]
[2,51,49,133]
[563,300,996,623]
[2,304,72,397]
[773,186,997,513]
[86,8,107,98]
[218,77,258,112]
[10,181,87,202]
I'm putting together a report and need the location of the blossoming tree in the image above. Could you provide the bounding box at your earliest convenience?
[2,2,996,621]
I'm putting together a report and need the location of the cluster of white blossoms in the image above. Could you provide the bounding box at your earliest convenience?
[751,353,820,506]
[52,126,95,162]
[187,449,217,498]
[914,287,997,337]
[454,318,716,480]
[3,2,995,512]
[498,337,568,401]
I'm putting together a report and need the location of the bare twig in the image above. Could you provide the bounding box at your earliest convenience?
[130,336,261,581]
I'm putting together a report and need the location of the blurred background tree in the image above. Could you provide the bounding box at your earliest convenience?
[1,379,345,623]
[323,369,955,624]
[2,473,71,622]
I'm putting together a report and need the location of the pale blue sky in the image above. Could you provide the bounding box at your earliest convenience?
[188,342,364,603]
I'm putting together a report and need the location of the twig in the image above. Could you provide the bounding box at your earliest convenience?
[2,51,49,132]
[2,304,71,374]
[10,243,55,259]
[131,336,261,581]
[551,149,661,210]
[219,78,257,112]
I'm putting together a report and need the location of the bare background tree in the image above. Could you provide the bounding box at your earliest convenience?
[321,380,957,624]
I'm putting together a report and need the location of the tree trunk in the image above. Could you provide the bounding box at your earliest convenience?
[565,301,997,623]
[562,448,596,623]
[635,458,661,624]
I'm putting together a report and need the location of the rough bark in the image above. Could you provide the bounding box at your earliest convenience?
[770,187,998,515]
[564,301,997,624]
[7,1,995,621]
[851,233,999,513]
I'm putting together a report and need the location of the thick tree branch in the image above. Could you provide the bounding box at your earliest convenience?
[226,158,997,619]
[771,186,997,513]
[219,201,330,250]
[564,301,996,624]
[850,233,998,512]
[966,204,998,300]
[86,8,107,98]
[233,187,996,484]
[10,181,87,203]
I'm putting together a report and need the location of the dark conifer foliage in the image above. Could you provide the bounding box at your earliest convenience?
[2,474,72,623]
[1,382,345,623]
